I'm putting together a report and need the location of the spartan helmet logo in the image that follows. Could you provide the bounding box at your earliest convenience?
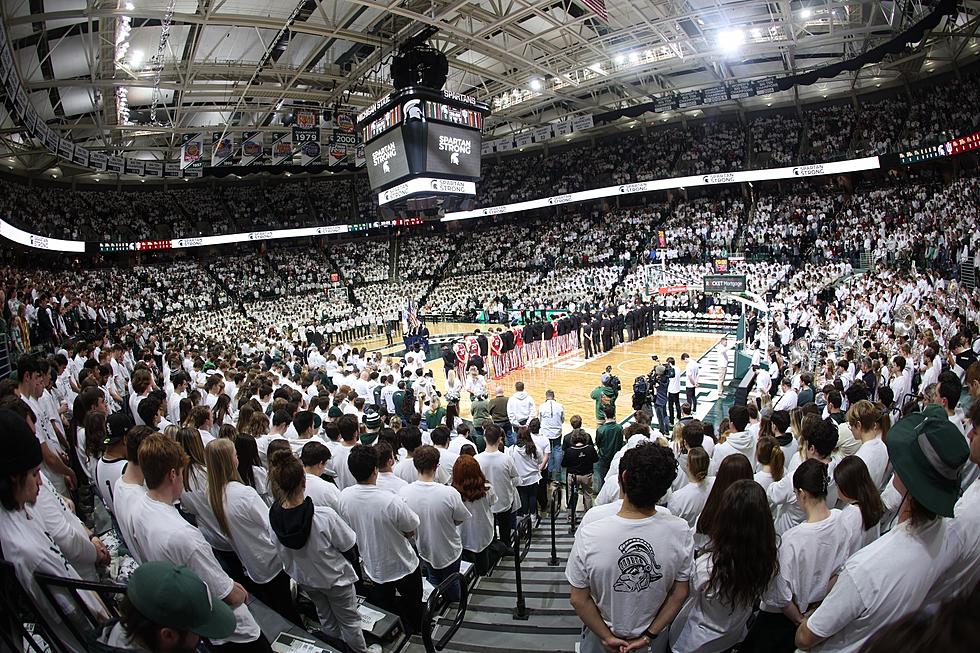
[613,538,662,593]
[450,152,460,165]
[382,161,390,173]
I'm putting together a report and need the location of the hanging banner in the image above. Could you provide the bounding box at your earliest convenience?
[497,138,514,151]
[0,43,12,81]
[14,87,27,118]
[481,140,495,155]
[125,159,145,176]
[553,121,572,138]
[515,133,533,148]
[211,131,234,166]
[328,140,347,167]
[533,126,553,142]
[239,131,263,166]
[354,144,365,168]
[23,106,36,133]
[144,160,164,177]
[71,146,89,168]
[43,130,59,153]
[270,132,292,165]
[293,109,320,166]
[164,161,181,177]
[333,107,357,134]
[571,114,594,132]
[107,155,124,174]
[181,132,204,171]
[89,151,108,172]
[57,138,74,161]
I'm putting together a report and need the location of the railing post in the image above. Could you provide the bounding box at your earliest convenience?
[568,480,579,534]
[512,516,530,620]
[548,485,560,566]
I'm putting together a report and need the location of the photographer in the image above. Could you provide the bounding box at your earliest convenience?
[590,368,620,424]
[651,361,674,436]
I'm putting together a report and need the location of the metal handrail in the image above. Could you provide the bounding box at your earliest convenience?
[512,514,533,620]
[567,479,579,533]
[34,571,124,648]
[548,484,562,566]
[420,572,468,653]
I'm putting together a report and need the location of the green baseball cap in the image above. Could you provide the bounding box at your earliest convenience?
[886,404,970,518]
[127,562,236,640]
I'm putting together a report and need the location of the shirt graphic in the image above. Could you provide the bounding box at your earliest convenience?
[614,537,662,592]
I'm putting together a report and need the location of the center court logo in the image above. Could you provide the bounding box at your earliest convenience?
[792,164,825,177]
[702,173,735,184]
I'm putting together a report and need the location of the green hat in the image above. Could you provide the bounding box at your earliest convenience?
[127,562,235,640]
[328,406,343,419]
[886,404,969,518]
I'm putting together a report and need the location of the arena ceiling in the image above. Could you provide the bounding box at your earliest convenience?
[1,0,979,175]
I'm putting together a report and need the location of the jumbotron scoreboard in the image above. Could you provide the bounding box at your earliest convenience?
[357,87,490,206]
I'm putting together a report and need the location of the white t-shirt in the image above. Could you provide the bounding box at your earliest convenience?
[305,473,342,512]
[112,477,147,563]
[220,482,285,584]
[34,476,97,581]
[806,519,951,653]
[474,450,520,513]
[579,502,674,528]
[670,554,769,653]
[333,442,360,490]
[506,444,544,486]
[131,494,261,644]
[376,471,409,494]
[754,469,777,492]
[437,447,460,480]
[854,438,890,491]
[926,480,980,603]
[339,484,420,583]
[666,478,714,531]
[95,456,126,514]
[271,505,358,589]
[255,433,288,467]
[767,457,839,535]
[399,481,472,570]
[459,487,497,553]
[761,510,849,614]
[838,502,880,558]
[179,464,233,551]
[393,457,451,485]
[565,513,694,639]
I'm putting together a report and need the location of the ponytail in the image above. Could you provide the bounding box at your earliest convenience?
[516,426,536,458]
[834,456,885,531]
[793,458,829,499]
[687,447,709,482]
[756,436,785,482]
[268,449,304,506]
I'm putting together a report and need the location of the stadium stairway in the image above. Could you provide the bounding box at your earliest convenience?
[401,509,581,653]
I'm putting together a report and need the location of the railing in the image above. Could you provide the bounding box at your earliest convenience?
[34,571,126,650]
[511,514,534,620]
[567,480,579,534]
[548,484,562,566]
[420,572,469,653]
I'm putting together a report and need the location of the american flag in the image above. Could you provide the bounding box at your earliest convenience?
[404,299,421,330]
[582,0,608,22]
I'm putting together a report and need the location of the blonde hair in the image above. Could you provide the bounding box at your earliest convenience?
[205,438,242,537]
[847,400,885,435]
[176,427,207,492]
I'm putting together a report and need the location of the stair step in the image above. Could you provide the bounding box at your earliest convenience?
[489,569,569,582]
[429,620,579,652]
[467,592,577,615]
[437,612,581,631]
[478,577,568,594]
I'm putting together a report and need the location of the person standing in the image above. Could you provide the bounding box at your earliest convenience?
[399,446,471,602]
[667,357,682,425]
[594,405,623,492]
[539,390,565,486]
[506,381,536,431]
[561,430,598,515]
[653,364,674,436]
[682,353,700,412]
[474,424,520,552]
[566,443,693,653]
[507,427,544,518]
[452,455,497,576]
[339,445,423,635]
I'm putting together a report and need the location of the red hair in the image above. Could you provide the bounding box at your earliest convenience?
[452,455,488,502]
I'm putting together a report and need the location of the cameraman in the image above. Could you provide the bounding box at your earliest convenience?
[651,361,674,436]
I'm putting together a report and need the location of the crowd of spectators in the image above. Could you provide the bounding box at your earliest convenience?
[750,114,802,166]
[801,103,857,164]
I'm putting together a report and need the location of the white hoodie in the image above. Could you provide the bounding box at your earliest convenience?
[709,430,758,476]
[506,391,536,426]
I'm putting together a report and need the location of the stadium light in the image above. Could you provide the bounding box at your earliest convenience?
[614,54,625,65]
[717,29,745,53]
[125,2,135,10]
[529,78,542,91]
[800,8,812,20]
[129,49,144,67]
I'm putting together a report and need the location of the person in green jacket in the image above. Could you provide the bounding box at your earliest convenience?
[423,395,447,430]
[470,394,491,433]
[590,377,618,423]
[594,404,623,491]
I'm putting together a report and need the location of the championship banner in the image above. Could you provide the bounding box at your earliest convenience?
[553,121,572,138]
[533,125,553,142]
[327,137,347,167]
[571,114,594,132]
[497,138,514,151]
[239,131,263,166]
[143,160,164,177]
[164,161,181,177]
[43,130,60,153]
[480,140,495,155]
[270,132,292,165]
[292,109,320,166]
[0,43,12,81]
[181,132,204,171]
[333,107,356,134]
[71,146,89,168]
[354,144,365,168]
[89,151,108,172]
[211,131,234,166]
[14,87,27,118]
[107,155,125,174]
[124,158,145,176]
[23,106,36,133]
[515,133,532,148]
[57,138,74,161]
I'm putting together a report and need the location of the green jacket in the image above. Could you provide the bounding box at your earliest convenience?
[425,407,446,429]
[470,399,491,428]
[590,385,618,421]
[596,421,624,464]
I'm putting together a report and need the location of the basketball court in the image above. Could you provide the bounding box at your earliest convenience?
[357,325,731,430]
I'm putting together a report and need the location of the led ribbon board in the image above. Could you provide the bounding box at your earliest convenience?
[442,156,881,222]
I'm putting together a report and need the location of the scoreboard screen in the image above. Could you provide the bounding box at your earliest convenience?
[426,123,481,178]
[364,128,411,189]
